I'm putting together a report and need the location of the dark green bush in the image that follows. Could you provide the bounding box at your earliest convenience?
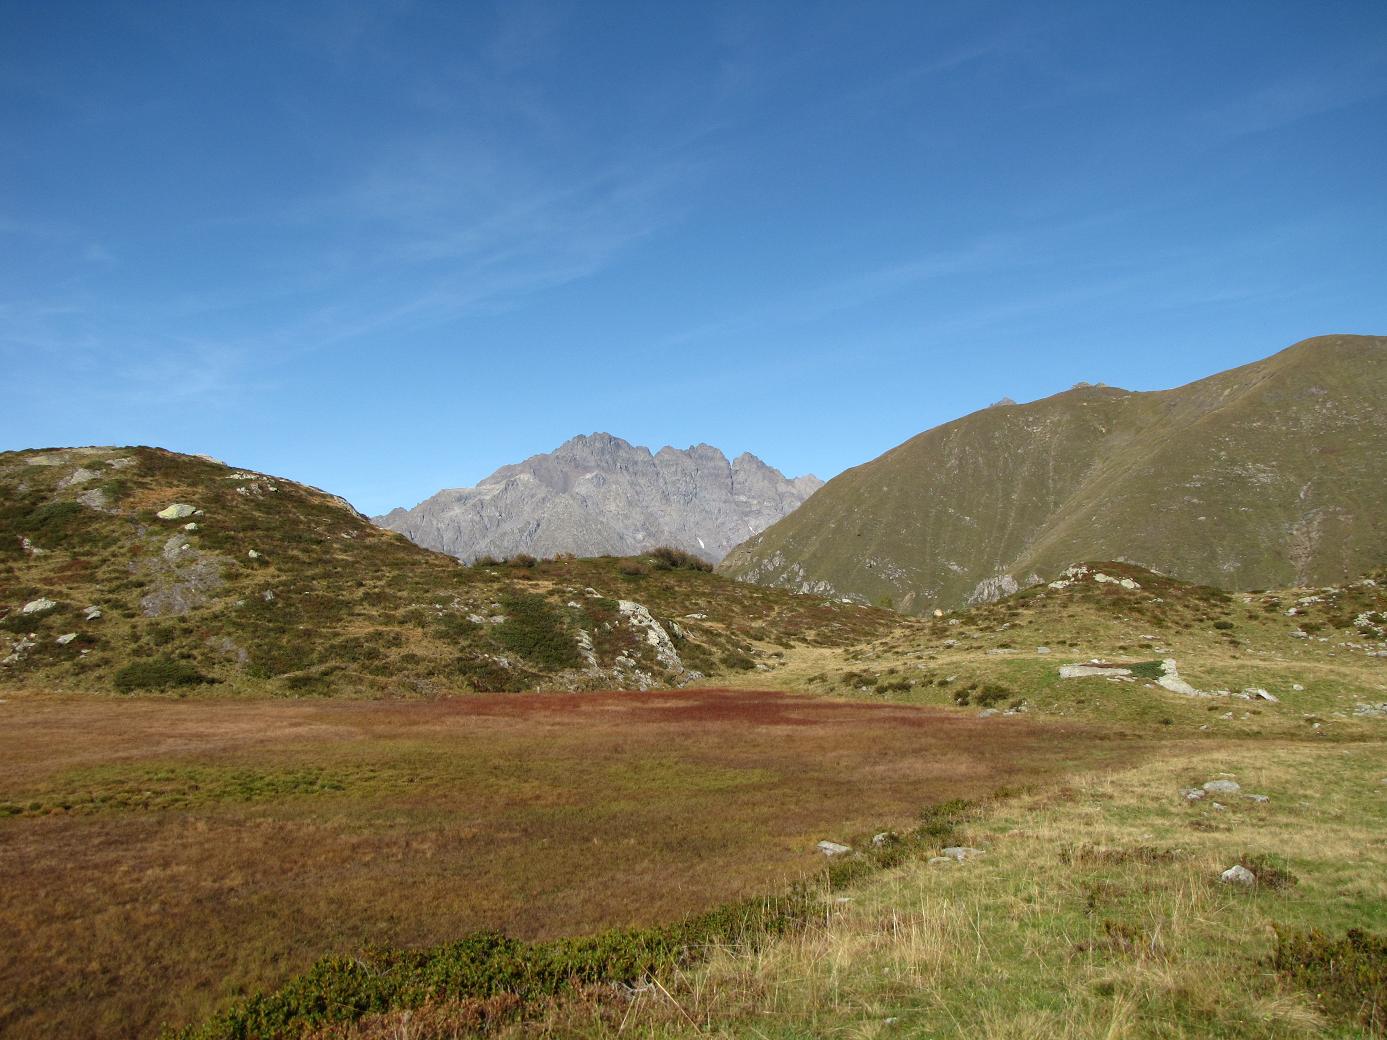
[494,594,581,670]
[648,546,713,572]
[114,658,214,693]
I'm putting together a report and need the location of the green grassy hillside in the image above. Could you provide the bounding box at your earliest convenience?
[720,334,1387,612]
[0,446,905,697]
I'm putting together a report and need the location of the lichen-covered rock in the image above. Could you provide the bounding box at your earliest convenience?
[156,503,196,520]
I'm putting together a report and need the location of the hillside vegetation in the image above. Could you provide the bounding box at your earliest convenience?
[720,334,1387,612]
[0,446,903,698]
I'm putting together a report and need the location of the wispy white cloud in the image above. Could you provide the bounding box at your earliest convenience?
[1192,57,1387,141]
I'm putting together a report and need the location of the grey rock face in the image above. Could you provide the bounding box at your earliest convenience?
[376,433,822,563]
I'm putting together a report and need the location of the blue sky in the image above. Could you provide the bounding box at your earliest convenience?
[4,1,1385,514]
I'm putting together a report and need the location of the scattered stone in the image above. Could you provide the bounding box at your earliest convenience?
[83,606,102,621]
[940,846,983,862]
[978,708,999,718]
[1035,646,1051,654]
[156,503,196,520]
[871,832,896,847]
[262,589,275,602]
[76,488,111,511]
[1211,802,1226,811]
[1203,779,1241,795]
[184,522,199,531]
[1181,788,1206,801]
[1156,659,1204,697]
[2,634,37,665]
[1060,662,1132,678]
[21,598,56,615]
[1353,703,1387,718]
[248,549,263,559]
[19,536,46,556]
[1246,794,1270,804]
[928,856,954,866]
[1244,687,1279,702]
[55,633,77,645]
[57,467,99,488]
[1219,864,1257,887]
[817,840,852,857]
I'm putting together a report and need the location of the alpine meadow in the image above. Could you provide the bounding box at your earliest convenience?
[3,4,1386,1040]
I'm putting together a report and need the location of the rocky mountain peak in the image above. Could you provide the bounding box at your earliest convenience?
[376,434,822,563]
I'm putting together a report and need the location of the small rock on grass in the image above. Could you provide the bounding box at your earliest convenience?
[817,840,852,857]
[21,598,56,615]
[1220,864,1257,887]
[156,503,196,520]
[1245,794,1270,804]
[1203,779,1241,795]
[941,846,984,862]
[55,633,77,645]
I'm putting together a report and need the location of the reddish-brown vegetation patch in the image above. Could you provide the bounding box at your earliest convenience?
[0,688,1133,1039]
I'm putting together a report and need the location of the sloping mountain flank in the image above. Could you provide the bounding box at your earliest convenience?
[375,433,822,563]
[719,334,1387,611]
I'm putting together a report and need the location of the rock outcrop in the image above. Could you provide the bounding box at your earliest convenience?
[376,433,821,563]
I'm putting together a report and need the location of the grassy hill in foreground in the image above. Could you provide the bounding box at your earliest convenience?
[0,446,903,697]
[720,334,1387,612]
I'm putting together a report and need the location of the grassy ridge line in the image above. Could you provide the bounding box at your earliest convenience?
[165,801,979,1039]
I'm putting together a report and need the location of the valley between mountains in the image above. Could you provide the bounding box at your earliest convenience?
[1,334,1385,1040]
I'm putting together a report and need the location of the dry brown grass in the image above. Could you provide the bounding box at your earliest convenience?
[0,688,1133,1039]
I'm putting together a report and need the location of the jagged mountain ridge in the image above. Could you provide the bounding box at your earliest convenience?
[375,433,822,563]
[718,334,1387,611]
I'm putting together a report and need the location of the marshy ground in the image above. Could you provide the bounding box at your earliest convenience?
[0,687,1133,1039]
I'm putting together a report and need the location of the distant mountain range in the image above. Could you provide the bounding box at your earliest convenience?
[375,433,822,563]
[719,334,1387,611]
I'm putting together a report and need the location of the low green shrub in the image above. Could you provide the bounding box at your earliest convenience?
[494,594,581,670]
[1128,660,1166,680]
[648,546,713,572]
[1272,927,1385,1033]
[114,658,214,693]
